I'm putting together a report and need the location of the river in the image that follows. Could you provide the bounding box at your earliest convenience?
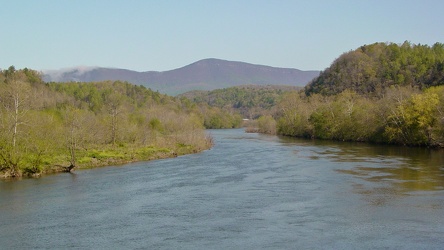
[0,129,443,249]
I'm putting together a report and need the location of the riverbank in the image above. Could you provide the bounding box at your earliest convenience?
[0,140,213,179]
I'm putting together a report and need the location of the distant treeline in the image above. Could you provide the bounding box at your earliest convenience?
[0,66,237,178]
[261,42,444,147]
[180,85,300,119]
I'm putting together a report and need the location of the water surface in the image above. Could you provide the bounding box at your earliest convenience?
[1,129,443,249]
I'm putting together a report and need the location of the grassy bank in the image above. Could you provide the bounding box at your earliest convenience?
[1,141,213,179]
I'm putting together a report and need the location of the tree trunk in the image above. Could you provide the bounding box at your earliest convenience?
[66,164,75,172]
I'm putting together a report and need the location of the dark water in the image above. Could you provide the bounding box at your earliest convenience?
[1,129,443,249]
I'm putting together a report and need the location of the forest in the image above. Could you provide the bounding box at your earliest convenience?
[180,85,300,119]
[0,67,224,178]
[263,42,444,147]
[305,41,444,95]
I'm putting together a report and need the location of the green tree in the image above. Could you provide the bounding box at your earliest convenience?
[277,91,312,137]
[385,90,440,146]
[257,115,277,135]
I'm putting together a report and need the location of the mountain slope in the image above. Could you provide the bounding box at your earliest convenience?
[43,58,320,95]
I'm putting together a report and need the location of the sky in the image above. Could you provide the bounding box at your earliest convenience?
[1,0,443,72]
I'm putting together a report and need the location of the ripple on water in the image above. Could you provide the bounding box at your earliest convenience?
[0,129,443,249]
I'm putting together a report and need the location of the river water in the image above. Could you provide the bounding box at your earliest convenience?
[1,129,443,249]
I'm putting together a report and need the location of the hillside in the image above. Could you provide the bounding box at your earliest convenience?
[0,67,215,178]
[43,59,320,95]
[305,42,444,96]
[273,42,444,147]
[180,85,300,119]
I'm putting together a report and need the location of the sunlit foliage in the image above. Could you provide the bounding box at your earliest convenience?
[306,42,444,95]
[0,69,213,178]
[277,86,444,147]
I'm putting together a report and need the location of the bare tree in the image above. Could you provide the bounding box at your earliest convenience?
[0,67,32,176]
[61,107,83,172]
[103,91,125,145]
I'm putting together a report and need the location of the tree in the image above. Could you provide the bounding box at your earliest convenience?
[277,91,312,137]
[62,107,82,171]
[385,89,439,146]
[102,90,125,145]
[0,68,32,177]
[426,86,444,146]
[257,115,277,135]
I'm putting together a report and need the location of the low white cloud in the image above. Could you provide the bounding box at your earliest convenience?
[42,66,99,82]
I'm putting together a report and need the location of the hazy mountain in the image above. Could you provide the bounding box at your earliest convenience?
[43,58,320,95]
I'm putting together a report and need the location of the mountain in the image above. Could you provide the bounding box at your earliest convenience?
[43,59,320,95]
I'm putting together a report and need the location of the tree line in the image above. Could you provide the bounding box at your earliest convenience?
[274,86,444,147]
[180,85,300,120]
[0,66,215,178]
[254,42,444,147]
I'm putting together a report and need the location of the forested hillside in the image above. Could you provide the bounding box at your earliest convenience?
[0,66,217,178]
[305,42,444,95]
[269,42,444,147]
[180,85,300,119]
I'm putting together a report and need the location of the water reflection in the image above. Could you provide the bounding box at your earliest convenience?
[336,146,443,189]
[280,136,444,205]
[335,146,444,207]
[338,163,444,191]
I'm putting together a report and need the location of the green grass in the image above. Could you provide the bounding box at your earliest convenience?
[1,141,209,178]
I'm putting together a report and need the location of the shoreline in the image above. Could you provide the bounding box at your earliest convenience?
[0,144,212,180]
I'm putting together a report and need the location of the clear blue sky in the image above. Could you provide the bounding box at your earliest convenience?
[1,0,443,72]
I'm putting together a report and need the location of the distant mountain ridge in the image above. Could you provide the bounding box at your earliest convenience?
[43,58,320,95]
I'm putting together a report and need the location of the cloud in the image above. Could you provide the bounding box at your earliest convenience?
[42,66,99,82]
